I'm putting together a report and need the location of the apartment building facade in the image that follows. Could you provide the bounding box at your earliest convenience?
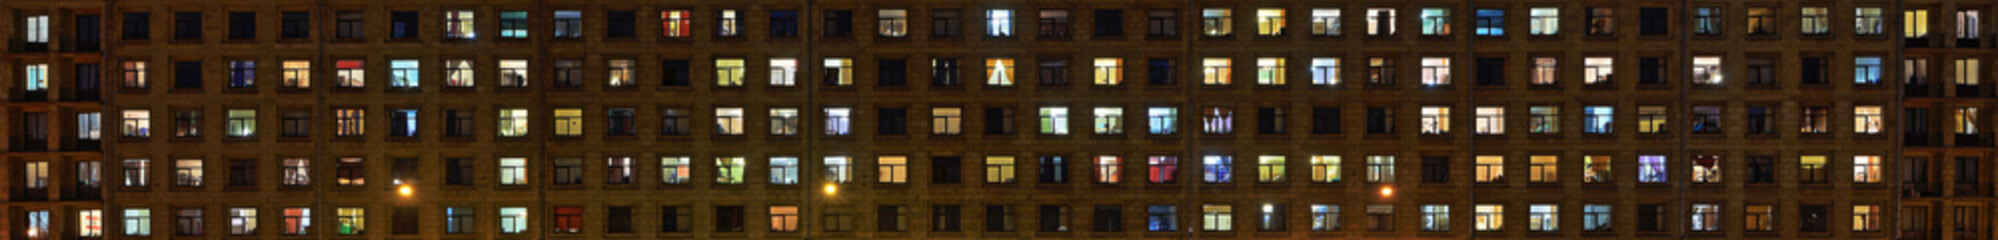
[0,0,1982,239]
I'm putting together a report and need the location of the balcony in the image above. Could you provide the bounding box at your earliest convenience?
[11,187,48,201]
[1957,85,1983,97]
[1909,37,1935,48]
[1954,183,1988,197]
[1960,38,1983,48]
[1908,81,1934,97]
[1954,134,1986,147]
[1905,183,1941,197]
[1909,133,1938,146]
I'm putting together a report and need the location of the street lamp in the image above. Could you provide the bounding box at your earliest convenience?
[398,184,414,197]
[1379,185,1394,197]
[823,183,838,195]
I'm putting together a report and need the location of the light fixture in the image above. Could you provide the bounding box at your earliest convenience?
[398,185,414,197]
[1379,186,1394,197]
[823,184,838,195]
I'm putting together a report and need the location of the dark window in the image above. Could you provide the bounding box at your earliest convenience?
[1312,107,1340,134]
[446,110,473,137]
[390,110,416,137]
[445,158,472,186]
[984,107,1014,134]
[1038,156,1068,183]
[1148,58,1176,85]
[393,207,419,235]
[1800,57,1827,84]
[1637,204,1664,231]
[1476,58,1505,85]
[390,12,418,39]
[1638,57,1664,84]
[1746,107,1773,134]
[554,159,582,185]
[661,206,690,232]
[933,156,962,184]
[1748,156,1775,183]
[1095,10,1124,36]
[824,10,853,37]
[606,11,636,38]
[173,110,200,138]
[1094,205,1123,232]
[228,12,255,39]
[1147,10,1177,37]
[174,61,202,89]
[770,10,799,37]
[122,13,150,40]
[661,108,690,135]
[932,58,960,86]
[1799,205,1827,232]
[74,63,102,98]
[336,11,362,39]
[281,110,310,137]
[933,205,962,231]
[1257,107,1285,134]
[879,59,907,86]
[1040,10,1071,38]
[1039,59,1068,86]
[878,108,907,135]
[1039,205,1069,232]
[174,12,201,39]
[987,205,1015,231]
[1366,107,1393,134]
[228,159,254,186]
[606,207,633,233]
[76,15,102,47]
[661,60,690,86]
[1421,157,1449,183]
[878,205,908,231]
[932,10,962,37]
[608,108,636,136]
[1905,157,1929,184]
[1638,8,1668,35]
[1957,157,1979,184]
[280,12,309,39]
[391,158,417,184]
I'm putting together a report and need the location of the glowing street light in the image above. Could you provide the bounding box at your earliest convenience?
[1379,186,1394,197]
[398,184,414,197]
[823,184,838,195]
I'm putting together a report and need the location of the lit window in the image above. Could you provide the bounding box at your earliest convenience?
[498,11,527,38]
[1308,156,1340,183]
[771,206,799,232]
[660,156,690,184]
[1309,58,1339,85]
[1202,107,1232,134]
[1746,205,1773,231]
[122,110,151,137]
[226,109,255,138]
[1852,205,1879,231]
[986,58,1015,86]
[879,9,908,37]
[1255,9,1284,36]
[717,10,741,37]
[1801,107,1829,133]
[1855,8,1883,35]
[985,156,1016,183]
[336,60,364,88]
[1039,107,1070,135]
[1801,7,1829,35]
[1420,106,1449,134]
[440,59,471,87]
[1256,58,1285,85]
[1149,156,1179,183]
[1475,9,1502,36]
[1907,9,1931,39]
[931,108,961,135]
[1366,8,1396,36]
[1474,107,1502,135]
[336,208,364,235]
[1855,106,1883,134]
[1201,9,1231,36]
[446,10,475,39]
[24,64,47,91]
[25,15,49,43]
[1093,58,1122,85]
[1638,155,1666,183]
[1420,8,1449,36]
[1202,204,1233,231]
[498,158,527,185]
[1690,204,1719,231]
[1800,155,1828,183]
[498,108,529,137]
[1095,156,1121,183]
[1585,8,1613,35]
[825,108,851,135]
[1092,107,1122,135]
[716,58,746,86]
[123,61,149,88]
[1203,155,1232,183]
[24,161,48,189]
[1855,57,1882,85]
[769,58,797,86]
[662,10,692,38]
[1583,57,1612,84]
[606,157,634,184]
[125,208,153,236]
[1582,204,1610,231]
[1637,106,1666,134]
[1473,204,1500,231]
[1366,57,1394,84]
[715,107,744,135]
[1692,155,1721,183]
[1583,106,1612,134]
[1310,9,1340,36]
[987,9,1014,37]
[281,60,310,88]
[1528,204,1556,231]
[1202,58,1232,85]
[1419,57,1449,86]
[1693,7,1721,35]
[498,59,528,87]
[1529,106,1557,133]
[80,209,104,237]
[1853,155,1881,183]
[1422,204,1450,231]
[1474,156,1503,183]
[1529,156,1556,183]
[174,159,203,187]
[1956,58,1980,86]
[824,58,853,86]
[499,207,528,234]
[771,108,800,136]
[1256,156,1285,183]
[1958,10,1981,39]
[1529,8,1557,35]
[1310,204,1339,231]
[1692,56,1722,85]
[878,156,908,183]
[716,157,745,184]
[823,156,851,183]
[1366,155,1394,183]
[1148,107,1177,135]
[770,157,798,184]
